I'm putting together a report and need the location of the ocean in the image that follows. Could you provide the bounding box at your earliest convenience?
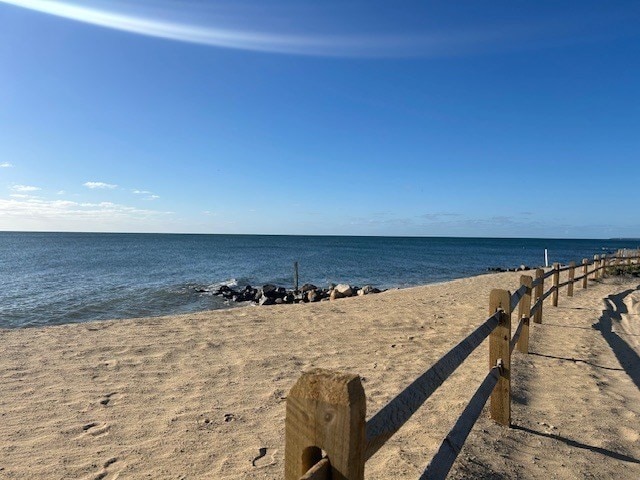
[0,232,634,328]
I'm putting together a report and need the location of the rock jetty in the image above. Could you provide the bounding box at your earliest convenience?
[196,283,384,306]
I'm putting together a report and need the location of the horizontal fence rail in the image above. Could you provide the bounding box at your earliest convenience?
[287,252,639,480]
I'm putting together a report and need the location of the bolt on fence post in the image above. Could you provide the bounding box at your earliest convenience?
[489,289,511,426]
[567,261,575,297]
[517,276,533,354]
[534,268,544,324]
[582,259,589,289]
[552,262,560,307]
[285,369,366,480]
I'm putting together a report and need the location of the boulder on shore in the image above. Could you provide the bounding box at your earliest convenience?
[334,284,353,297]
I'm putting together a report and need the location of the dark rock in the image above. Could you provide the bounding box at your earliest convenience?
[306,290,318,302]
[301,283,317,292]
[258,295,274,306]
[261,284,278,298]
[275,298,284,304]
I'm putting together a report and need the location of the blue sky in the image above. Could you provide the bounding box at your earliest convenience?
[1,0,639,237]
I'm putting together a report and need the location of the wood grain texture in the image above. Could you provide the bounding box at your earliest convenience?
[489,289,511,426]
[285,369,366,480]
[552,263,560,307]
[517,275,532,354]
[534,268,544,324]
[300,458,330,480]
[582,259,589,289]
[567,261,576,297]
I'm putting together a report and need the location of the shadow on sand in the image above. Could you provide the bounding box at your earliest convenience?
[592,285,640,390]
[527,351,624,372]
[511,424,640,464]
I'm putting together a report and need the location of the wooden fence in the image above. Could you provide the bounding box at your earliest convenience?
[284,252,640,480]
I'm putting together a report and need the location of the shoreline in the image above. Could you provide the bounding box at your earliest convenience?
[1,269,510,332]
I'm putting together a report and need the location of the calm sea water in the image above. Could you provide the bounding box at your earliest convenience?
[0,232,635,328]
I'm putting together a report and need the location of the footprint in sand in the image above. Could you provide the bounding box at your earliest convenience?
[99,392,122,406]
[252,447,277,468]
[81,422,111,438]
[89,457,123,480]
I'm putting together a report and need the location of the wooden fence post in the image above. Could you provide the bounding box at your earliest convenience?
[517,276,532,354]
[593,255,600,280]
[600,255,606,278]
[567,261,575,297]
[551,262,560,307]
[534,268,544,324]
[285,369,366,480]
[582,259,588,289]
[489,289,511,426]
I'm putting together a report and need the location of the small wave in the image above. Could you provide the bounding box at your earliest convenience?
[208,278,238,289]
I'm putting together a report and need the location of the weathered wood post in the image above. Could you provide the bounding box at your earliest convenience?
[534,268,544,324]
[593,255,600,280]
[552,262,560,307]
[294,261,299,291]
[567,261,575,297]
[600,255,606,278]
[582,259,589,289]
[285,369,366,480]
[489,289,511,426]
[517,276,533,354]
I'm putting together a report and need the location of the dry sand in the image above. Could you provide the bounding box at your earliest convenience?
[1,271,639,479]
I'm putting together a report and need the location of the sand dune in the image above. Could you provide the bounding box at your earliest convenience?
[1,272,639,479]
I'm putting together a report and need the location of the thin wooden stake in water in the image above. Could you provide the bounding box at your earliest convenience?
[582,258,589,289]
[489,289,511,426]
[567,261,575,297]
[534,268,544,324]
[517,275,532,354]
[285,369,366,480]
[552,262,560,307]
[294,261,299,291]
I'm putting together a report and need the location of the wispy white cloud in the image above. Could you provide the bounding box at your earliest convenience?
[1,0,622,58]
[133,189,159,200]
[11,184,41,192]
[83,181,118,189]
[56,190,66,195]
[0,162,13,168]
[0,197,172,231]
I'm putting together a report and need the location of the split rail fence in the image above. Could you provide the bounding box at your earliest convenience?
[284,252,640,480]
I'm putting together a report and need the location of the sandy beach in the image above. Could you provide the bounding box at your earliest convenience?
[1,271,639,479]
